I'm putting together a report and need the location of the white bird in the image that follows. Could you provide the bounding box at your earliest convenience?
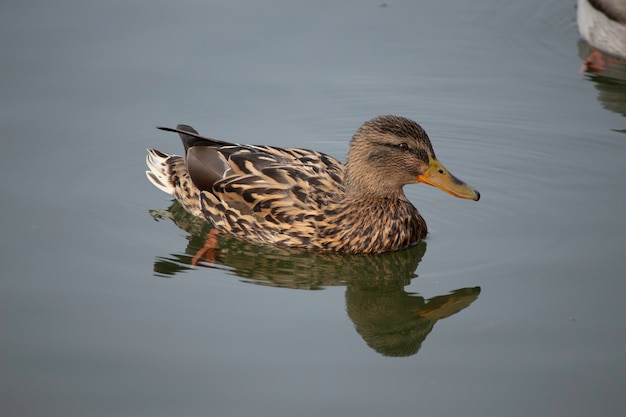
[577,0,626,71]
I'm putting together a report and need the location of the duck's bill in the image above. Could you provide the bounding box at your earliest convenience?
[417,159,480,201]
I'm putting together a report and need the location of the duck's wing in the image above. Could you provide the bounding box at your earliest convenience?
[159,124,343,192]
[198,144,345,239]
[191,144,345,202]
[154,125,346,244]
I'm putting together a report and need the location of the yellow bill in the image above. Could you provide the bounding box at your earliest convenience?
[417,158,480,201]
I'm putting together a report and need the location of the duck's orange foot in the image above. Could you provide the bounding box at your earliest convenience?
[581,49,606,73]
[191,228,223,266]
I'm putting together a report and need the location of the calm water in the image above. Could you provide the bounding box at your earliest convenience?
[1,0,625,416]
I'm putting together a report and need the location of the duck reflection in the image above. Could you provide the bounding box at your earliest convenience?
[577,40,626,119]
[346,282,479,357]
[150,201,481,357]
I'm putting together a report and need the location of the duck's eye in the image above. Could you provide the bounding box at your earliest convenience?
[397,142,409,151]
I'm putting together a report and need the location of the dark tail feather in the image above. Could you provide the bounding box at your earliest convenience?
[157,125,233,152]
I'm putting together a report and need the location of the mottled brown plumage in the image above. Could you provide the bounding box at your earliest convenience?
[146,115,479,254]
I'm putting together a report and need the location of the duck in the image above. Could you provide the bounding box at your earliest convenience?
[146,115,479,254]
[577,0,626,72]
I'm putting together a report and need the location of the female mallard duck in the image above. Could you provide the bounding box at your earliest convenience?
[146,115,479,254]
[577,0,626,71]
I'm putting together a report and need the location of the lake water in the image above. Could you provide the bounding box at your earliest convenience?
[1,0,625,416]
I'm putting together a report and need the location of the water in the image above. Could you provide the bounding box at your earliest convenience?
[1,0,625,416]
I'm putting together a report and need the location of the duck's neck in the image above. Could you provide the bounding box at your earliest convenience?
[344,165,407,200]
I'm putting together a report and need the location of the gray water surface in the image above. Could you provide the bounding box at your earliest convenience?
[1,1,625,416]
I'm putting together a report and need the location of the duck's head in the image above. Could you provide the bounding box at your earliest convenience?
[345,115,480,201]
